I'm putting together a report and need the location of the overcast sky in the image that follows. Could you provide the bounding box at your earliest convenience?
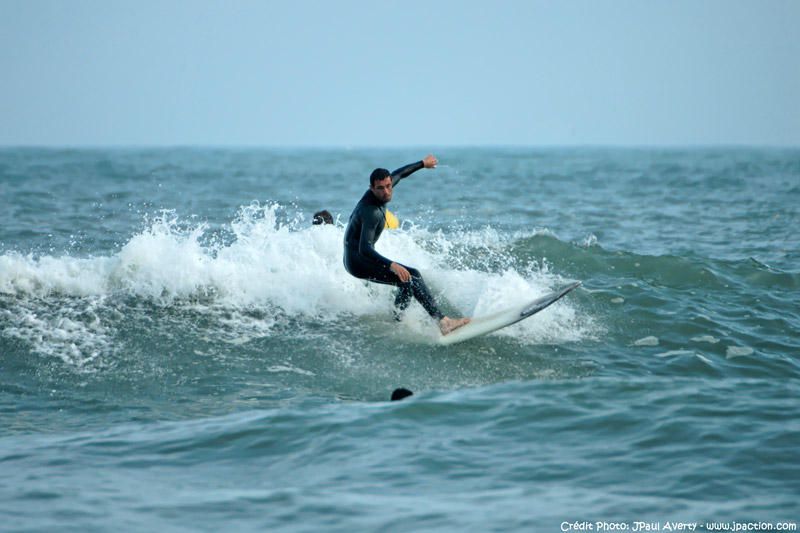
[1,0,798,146]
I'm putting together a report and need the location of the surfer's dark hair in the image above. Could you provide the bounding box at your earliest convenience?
[312,210,333,225]
[370,168,391,186]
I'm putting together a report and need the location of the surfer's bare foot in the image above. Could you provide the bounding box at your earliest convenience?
[439,316,471,335]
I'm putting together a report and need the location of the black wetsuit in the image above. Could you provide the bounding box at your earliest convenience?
[343,161,443,320]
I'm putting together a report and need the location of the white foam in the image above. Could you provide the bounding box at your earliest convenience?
[726,346,754,359]
[655,349,693,357]
[579,234,599,248]
[1,206,387,316]
[0,296,114,369]
[695,353,713,365]
[1,204,594,365]
[0,253,113,297]
[691,335,720,344]
[1,209,571,315]
[634,336,659,346]
[267,364,316,376]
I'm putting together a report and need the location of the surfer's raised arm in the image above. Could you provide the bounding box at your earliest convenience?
[391,154,438,187]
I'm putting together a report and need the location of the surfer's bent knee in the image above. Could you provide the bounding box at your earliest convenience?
[406,266,421,279]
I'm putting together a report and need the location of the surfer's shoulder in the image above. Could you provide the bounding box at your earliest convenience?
[357,197,384,221]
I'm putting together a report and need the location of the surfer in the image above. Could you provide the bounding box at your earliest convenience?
[343,154,470,335]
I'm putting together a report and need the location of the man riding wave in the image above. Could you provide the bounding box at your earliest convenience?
[343,154,470,335]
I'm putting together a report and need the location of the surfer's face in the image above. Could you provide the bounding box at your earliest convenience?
[370,177,393,203]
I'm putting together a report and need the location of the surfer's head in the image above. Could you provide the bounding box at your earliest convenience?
[370,168,391,186]
[369,168,393,204]
[312,210,333,225]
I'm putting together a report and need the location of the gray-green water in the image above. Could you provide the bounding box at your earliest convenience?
[1,148,798,531]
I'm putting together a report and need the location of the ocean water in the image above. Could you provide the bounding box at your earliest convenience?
[1,147,798,532]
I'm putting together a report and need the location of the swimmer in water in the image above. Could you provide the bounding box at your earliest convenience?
[342,154,470,335]
[312,210,334,225]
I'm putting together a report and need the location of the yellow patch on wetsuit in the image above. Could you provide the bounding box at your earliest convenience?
[384,209,399,229]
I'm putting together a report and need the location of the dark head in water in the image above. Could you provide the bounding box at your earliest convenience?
[391,388,413,401]
[312,210,334,225]
[369,168,393,204]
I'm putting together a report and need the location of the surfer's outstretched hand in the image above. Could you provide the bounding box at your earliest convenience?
[440,316,471,335]
[422,154,438,168]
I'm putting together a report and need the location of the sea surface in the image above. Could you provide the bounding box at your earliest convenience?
[1,147,798,532]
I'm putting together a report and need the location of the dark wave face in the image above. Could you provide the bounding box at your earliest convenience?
[1,148,799,531]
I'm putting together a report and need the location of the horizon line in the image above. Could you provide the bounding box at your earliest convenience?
[1,142,798,150]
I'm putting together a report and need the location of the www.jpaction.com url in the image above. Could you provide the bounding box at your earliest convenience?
[561,522,797,532]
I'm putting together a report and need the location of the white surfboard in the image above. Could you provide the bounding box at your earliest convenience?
[438,281,581,346]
